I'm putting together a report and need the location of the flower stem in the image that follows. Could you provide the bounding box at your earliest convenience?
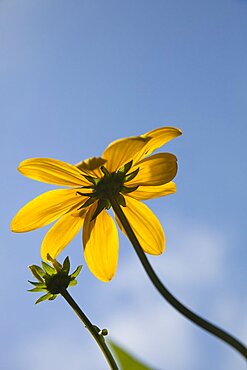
[60,289,119,370]
[110,197,247,359]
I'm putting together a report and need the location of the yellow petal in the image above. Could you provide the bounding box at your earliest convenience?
[128,153,177,186]
[115,196,165,255]
[83,204,118,282]
[18,158,90,186]
[11,189,86,232]
[128,181,176,200]
[102,136,150,172]
[41,211,86,261]
[140,126,182,159]
[75,157,106,178]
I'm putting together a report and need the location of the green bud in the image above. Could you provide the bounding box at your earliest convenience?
[28,257,83,304]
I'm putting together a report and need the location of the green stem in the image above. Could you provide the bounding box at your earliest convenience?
[60,289,119,370]
[110,196,247,359]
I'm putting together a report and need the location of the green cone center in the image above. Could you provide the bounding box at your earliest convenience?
[94,172,125,200]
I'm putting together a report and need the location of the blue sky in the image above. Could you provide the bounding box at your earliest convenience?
[1,0,246,369]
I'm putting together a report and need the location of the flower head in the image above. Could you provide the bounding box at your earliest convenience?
[28,256,82,304]
[11,127,182,282]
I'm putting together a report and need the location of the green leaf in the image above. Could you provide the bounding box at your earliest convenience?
[121,185,139,194]
[91,199,107,220]
[62,257,70,274]
[70,265,82,279]
[48,294,58,301]
[109,341,154,370]
[83,175,99,185]
[68,280,77,287]
[78,196,97,210]
[117,194,126,207]
[124,168,139,182]
[35,292,53,304]
[28,286,47,292]
[100,166,110,176]
[118,160,133,174]
[28,281,45,287]
[41,262,56,275]
[29,265,45,282]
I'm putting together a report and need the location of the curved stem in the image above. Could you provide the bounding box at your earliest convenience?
[60,289,119,370]
[110,196,247,359]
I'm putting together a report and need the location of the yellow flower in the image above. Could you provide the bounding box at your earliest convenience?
[11,127,182,282]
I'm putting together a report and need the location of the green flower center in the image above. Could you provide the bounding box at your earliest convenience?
[94,171,125,200]
[77,161,139,219]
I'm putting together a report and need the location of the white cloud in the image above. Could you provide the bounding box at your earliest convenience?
[109,303,197,370]
[156,215,226,285]
[16,329,109,370]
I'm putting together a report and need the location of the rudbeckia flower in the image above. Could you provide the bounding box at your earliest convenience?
[11,127,181,282]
